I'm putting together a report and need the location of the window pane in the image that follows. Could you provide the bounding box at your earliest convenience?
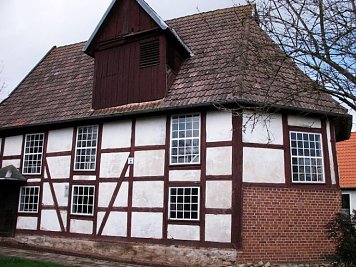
[71,185,95,215]
[23,133,44,174]
[168,187,200,221]
[74,126,98,170]
[18,186,40,212]
[290,131,324,183]
[170,114,200,164]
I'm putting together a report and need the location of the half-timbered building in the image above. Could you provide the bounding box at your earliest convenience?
[0,0,352,265]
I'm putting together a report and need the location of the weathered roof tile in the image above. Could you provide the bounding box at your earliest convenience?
[0,6,347,131]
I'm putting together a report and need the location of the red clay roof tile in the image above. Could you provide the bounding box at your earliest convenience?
[337,132,356,188]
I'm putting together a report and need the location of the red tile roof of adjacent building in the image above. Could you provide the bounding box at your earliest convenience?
[337,132,356,188]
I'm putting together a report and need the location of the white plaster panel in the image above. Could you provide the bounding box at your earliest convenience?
[134,150,165,177]
[97,212,105,234]
[3,135,23,156]
[70,219,93,235]
[16,217,37,230]
[98,183,115,208]
[47,128,73,153]
[132,181,164,208]
[206,147,232,176]
[206,181,232,209]
[242,111,283,145]
[53,183,69,207]
[343,190,356,214]
[60,210,67,230]
[47,156,71,179]
[114,182,129,207]
[40,210,61,232]
[42,183,54,206]
[135,116,166,146]
[243,147,285,183]
[326,121,336,184]
[99,182,129,208]
[131,212,163,239]
[102,120,132,149]
[288,115,321,128]
[206,111,232,142]
[26,178,42,183]
[167,224,200,241]
[100,152,129,178]
[42,183,68,207]
[169,170,201,182]
[2,159,21,169]
[0,138,2,154]
[73,175,96,181]
[205,214,231,243]
[102,212,127,237]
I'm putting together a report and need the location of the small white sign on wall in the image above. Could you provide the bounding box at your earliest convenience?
[128,157,134,165]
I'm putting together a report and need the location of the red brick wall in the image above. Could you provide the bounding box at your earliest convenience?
[238,186,341,263]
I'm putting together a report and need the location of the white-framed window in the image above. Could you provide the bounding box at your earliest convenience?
[168,187,200,221]
[71,185,95,216]
[170,114,200,164]
[74,125,98,171]
[290,131,324,183]
[22,133,44,175]
[342,194,351,215]
[18,186,40,213]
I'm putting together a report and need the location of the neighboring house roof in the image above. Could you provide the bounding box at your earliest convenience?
[337,132,356,188]
[0,5,350,138]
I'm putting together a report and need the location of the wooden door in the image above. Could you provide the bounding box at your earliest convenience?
[0,184,20,237]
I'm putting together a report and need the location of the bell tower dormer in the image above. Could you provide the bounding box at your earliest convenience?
[83,0,191,110]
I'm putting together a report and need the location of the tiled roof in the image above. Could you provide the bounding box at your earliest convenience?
[0,5,348,132]
[337,132,356,188]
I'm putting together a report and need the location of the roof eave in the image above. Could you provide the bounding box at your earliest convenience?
[0,99,351,141]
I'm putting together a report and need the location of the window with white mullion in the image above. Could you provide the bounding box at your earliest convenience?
[290,131,324,183]
[71,185,95,216]
[168,187,200,221]
[170,114,200,164]
[74,125,98,171]
[18,186,40,213]
[23,133,44,175]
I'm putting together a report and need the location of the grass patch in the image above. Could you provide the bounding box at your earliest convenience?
[0,256,76,267]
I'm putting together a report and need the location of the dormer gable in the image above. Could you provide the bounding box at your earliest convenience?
[83,0,191,110]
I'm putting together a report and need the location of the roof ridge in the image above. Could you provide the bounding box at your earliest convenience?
[43,6,255,51]
[166,4,254,23]
[56,41,87,49]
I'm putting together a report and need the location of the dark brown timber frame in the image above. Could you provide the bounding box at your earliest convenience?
[0,138,4,168]
[232,114,243,248]
[12,112,339,250]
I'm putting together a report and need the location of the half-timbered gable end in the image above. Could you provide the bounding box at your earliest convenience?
[0,1,353,266]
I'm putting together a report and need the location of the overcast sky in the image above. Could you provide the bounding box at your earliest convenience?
[0,0,243,97]
[0,0,354,130]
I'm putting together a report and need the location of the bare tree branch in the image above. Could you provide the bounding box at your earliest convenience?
[258,0,356,111]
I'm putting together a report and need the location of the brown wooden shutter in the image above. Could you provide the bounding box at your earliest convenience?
[139,39,160,68]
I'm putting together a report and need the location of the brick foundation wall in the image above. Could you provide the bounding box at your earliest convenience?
[238,186,341,263]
